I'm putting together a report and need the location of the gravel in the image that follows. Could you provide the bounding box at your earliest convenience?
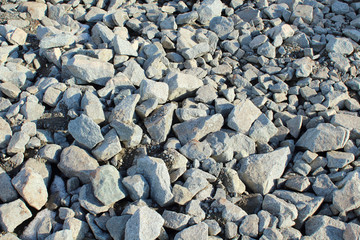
[1,0,360,239]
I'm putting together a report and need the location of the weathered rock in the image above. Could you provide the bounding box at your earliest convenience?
[174,222,208,240]
[220,168,246,195]
[68,114,104,149]
[92,129,122,162]
[249,114,278,143]
[57,145,99,183]
[238,214,259,238]
[144,103,177,143]
[7,131,30,154]
[209,16,234,40]
[164,71,203,101]
[197,0,224,24]
[81,91,105,124]
[326,151,355,169]
[110,120,143,147]
[140,79,169,104]
[331,113,360,131]
[122,174,150,201]
[90,165,127,206]
[333,171,360,213]
[112,35,137,56]
[136,156,174,207]
[173,114,224,145]
[44,230,73,240]
[39,33,75,49]
[296,123,349,152]
[227,99,262,134]
[106,215,130,240]
[179,139,213,161]
[162,210,190,231]
[63,217,89,240]
[305,215,346,240]
[0,167,18,202]
[125,206,164,240]
[79,184,111,215]
[12,167,48,210]
[0,118,11,149]
[238,147,291,195]
[0,199,32,232]
[109,94,140,123]
[326,37,354,55]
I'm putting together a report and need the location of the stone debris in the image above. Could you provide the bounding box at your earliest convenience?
[1,0,360,239]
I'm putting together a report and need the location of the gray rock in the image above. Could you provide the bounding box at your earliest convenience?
[183,176,210,197]
[63,217,89,240]
[290,5,313,24]
[0,117,12,149]
[38,144,62,164]
[92,129,122,162]
[227,99,262,134]
[238,147,291,195]
[44,230,72,240]
[68,114,104,149]
[173,184,193,205]
[296,123,349,152]
[39,33,75,49]
[106,215,131,240]
[144,103,177,143]
[195,85,218,104]
[65,54,114,86]
[220,168,246,195]
[285,176,310,192]
[20,100,45,122]
[175,108,208,122]
[327,151,354,169]
[293,57,314,78]
[331,113,360,131]
[0,167,18,202]
[90,165,127,206]
[41,86,63,107]
[85,213,111,240]
[343,223,360,240]
[332,1,350,15]
[225,222,238,239]
[197,0,224,25]
[176,11,198,25]
[211,198,247,223]
[81,91,105,124]
[136,98,158,119]
[110,120,143,147]
[333,171,360,213]
[164,71,203,101]
[125,206,164,240]
[18,2,47,20]
[59,207,75,220]
[122,60,147,87]
[182,42,210,60]
[238,214,259,238]
[57,145,99,183]
[179,139,213,161]
[140,79,168,104]
[305,215,346,240]
[79,184,111,215]
[12,167,48,210]
[204,219,221,236]
[343,29,360,42]
[312,174,337,202]
[262,194,298,228]
[209,16,234,40]
[0,199,32,232]
[230,132,256,159]
[109,94,140,123]
[249,114,278,143]
[0,233,21,240]
[122,174,150,201]
[0,82,21,99]
[136,156,174,207]
[112,35,137,56]
[286,116,302,139]
[162,210,190,231]
[173,114,224,145]
[174,222,208,240]
[0,25,27,45]
[326,37,354,55]
[257,42,276,59]
[329,52,351,72]
[261,228,283,240]
[273,190,324,228]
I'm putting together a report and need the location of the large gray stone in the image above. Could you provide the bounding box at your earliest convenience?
[136,156,174,207]
[68,114,104,149]
[92,129,122,162]
[122,174,150,201]
[79,184,111,215]
[64,54,114,86]
[238,147,291,195]
[164,71,203,101]
[39,33,75,49]
[197,0,224,24]
[174,222,208,240]
[0,199,32,232]
[57,145,99,183]
[227,99,262,134]
[63,217,89,240]
[0,117,11,149]
[305,215,346,240]
[296,123,349,152]
[326,37,354,55]
[109,94,140,123]
[144,103,177,143]
[124,206,164,240]
[90,165,127,206]
[209,16,234,40]
[333,171,360,213]
[112,35,138,56]
[106,215,130,240]
[0,167,18,202]
[81,91,105,124]
[173,114,224,145]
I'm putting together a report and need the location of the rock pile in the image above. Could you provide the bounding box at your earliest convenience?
[1,0,360,239]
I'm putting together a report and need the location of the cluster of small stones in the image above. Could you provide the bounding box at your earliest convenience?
[1,0,360,239]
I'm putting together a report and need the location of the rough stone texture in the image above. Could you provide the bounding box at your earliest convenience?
[227,99,262,134]
[106,215,130,240]
[164,71,203,101]
[90,165,127,206]
[136,156,174,207]
[0,118,12,149]
[305,215,346,240]
[174,222,208,240]
[333,171,360,213]
[122,174,150,201]
[197,0,224,24]
[57,145,99,183]
[124,206,164,240]
[11,167,48,210]
[296,123,349,152]
[0,167,18,202]
[0,199,32,232]
[68,114,104,149]
[173,114,224,145]
[78,184,111,215]
[238,147,291,195]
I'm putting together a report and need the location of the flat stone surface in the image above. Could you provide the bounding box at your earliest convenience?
[68,114,104,149]
[164,71,203,101]
[136,156,174,207]
[0,167,18,202]
[124,206,164,240]
[238,147,291,195]
[162,210,190,231]
[0,199,32,232]
[106,215,130,240]
[305,215,346,240]
[57,145,99,183]
[296,123,349,152]
[79,184,111,215]
[333,171,360,213]
[12,167,48,210]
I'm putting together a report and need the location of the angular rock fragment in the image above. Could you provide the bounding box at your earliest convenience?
[0,199,32,232]
[79,184,111,215]
[12,167,48,210]
[197,0,224,24]
[92,129,121,162]
[332,171,360,213]
[305,215,346,240]
[238,147,291,195]
[106,215,130,240]
[122,174,150,201]
[0,117,12,149]
[174,222,208,240]
[81,91,105,124]
[296,123,349,152]
[0,167,18,203]
[164,71,203,101]
[125,206,164,240]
